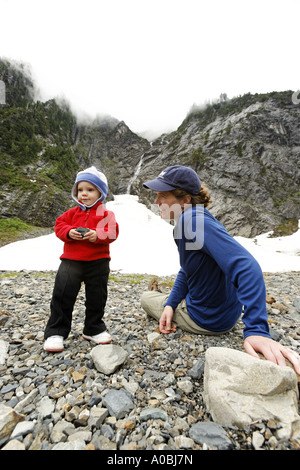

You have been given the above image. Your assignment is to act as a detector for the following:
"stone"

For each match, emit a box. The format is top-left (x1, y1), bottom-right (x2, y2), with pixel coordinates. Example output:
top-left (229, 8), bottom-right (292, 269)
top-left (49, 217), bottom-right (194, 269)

top-left (121, 378), bottom-right (139, 395)
top-left (36, 396), bottom-right (55, 418)
top-left (0, 404), bottom-right (24, 441)
top-left (88, 407), bottom-right (108, 428)
top-left (140, 408), bottom-right (168, 422)
top-left (68, 430), bottom-right (92, 443)
top-left (98, 435), bottom-right (117, 450)
top-left (0, 270), bottom-right (299, 451)
top-left (90, 344), bottom-right (128, 375)
top-left (10, 420), bottom-right (36, 439)
top-left (293, 298), bottom-right (300, 312)
top-left (174, 435), bottom-right (195, 449)
top-left (72, 370), bottom-right (85, 382)
top-left (252, 431), bottom-right (265, 450)
top-left (189, 422), bottom-right (233, 450)
top-left (203, 347), bottom-right (300, 439)
top-left (75, 227), bottom-right (90, 238)
top-left (1, 439), bottom-right (26, 450)
top-left (52, 440), bottom-right (86, 450)
top-left (147, 332), bottom-right (161, 343)
top-left (177, 379), bottom-right (193, 395)
top-left (188, 358), bottom-right (205, 379)
top-left (14, 389), bottom-right (39, 413)
top-left (0, 340), bottom-right (8, 365)
top-left (102, 389), bottom-right (134, 419)
top-left (50, 420), bottom-right (74, 443)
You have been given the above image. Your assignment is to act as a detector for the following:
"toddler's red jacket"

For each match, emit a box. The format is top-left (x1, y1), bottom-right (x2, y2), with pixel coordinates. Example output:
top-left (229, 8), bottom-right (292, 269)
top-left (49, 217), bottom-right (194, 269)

top-left (55, 201), bottom-right (119, 261)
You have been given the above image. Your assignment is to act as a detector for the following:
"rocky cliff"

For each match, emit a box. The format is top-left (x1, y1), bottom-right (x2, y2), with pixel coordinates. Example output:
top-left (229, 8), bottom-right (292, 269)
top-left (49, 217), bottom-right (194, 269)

top-left (133, 93), bottom-right (300, 237)
top-left (0, 59), bottom-right (299, 240)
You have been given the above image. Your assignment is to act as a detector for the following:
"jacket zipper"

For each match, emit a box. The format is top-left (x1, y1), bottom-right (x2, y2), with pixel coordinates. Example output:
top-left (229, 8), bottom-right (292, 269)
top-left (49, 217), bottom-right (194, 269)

top-left (84, 209), bottom-right (90, 227)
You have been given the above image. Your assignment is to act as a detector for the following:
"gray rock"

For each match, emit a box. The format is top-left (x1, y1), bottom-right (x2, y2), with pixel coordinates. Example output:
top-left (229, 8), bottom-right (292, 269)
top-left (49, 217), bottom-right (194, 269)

top-left (189, 422), bottom-right (233, 450)
top-left (36, 396), bottom-right (55, 419)
top-left (50, 420), bottom-right (74, 443)
top-left (188, 358), bottom-right (205, 379)
top-left (11, 420), bottom-right (36, 439)
top-left (293, 298), bottom-right (300, 312)
top-left (252, 431), bottom-right (265, 450)
top-left (0, 271), bottom-right (299, 451)
top-left (14, 389), bottom-right (39, 413)
top-left (177, 379), bottom-right (193, 395)
top-left (102, 389), bottom-right (134, 419)
top-left (140, 408), bottom-right (168, 422)
top-left (0, 383), bottom-right (18, 394)
top-left (88, 407), bottom-right (108, 429)
top-left (91, 344), bottom-right (128, 375)
top-left (0, 404), bottom-right (24, 441)
top-left (52, 440), bottom-right (86, 450)
top-left (68, 430), bottom-right (92, 443)
top-left (1, 439), bottom-right (26, 450)
top-left (203, 347), bottom-right (300, 439)
top-left (0, 340), bottom-right (8, 365)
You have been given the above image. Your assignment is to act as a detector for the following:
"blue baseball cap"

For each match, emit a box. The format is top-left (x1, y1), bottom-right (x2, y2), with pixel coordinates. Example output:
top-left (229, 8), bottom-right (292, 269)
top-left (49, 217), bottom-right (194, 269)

top-left (143, 165), bottom-right (201, 195)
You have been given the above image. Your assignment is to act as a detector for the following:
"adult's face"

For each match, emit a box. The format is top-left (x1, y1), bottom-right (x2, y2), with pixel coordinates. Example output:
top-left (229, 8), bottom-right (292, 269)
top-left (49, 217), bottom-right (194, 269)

top-left (154, 191), bottom-right (189, 222)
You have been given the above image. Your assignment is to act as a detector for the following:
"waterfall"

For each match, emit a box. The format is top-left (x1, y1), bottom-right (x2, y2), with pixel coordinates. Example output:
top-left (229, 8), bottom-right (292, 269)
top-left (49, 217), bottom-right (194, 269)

top-left (126, 153), bottom-right (144, 194)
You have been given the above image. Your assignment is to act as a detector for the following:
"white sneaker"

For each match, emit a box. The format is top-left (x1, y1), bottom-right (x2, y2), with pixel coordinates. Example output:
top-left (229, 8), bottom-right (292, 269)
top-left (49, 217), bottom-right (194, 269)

top-left (83, 331), bottom-right (112, 344)
top-left (44, 335), bottom-right (64, 352)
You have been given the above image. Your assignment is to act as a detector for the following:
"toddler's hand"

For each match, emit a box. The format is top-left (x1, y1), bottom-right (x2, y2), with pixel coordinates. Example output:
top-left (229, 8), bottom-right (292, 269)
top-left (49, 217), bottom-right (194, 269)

top-left (69, 228), bottom-right (84, 240)
top-left (82, 229), bottom-right (98, 243)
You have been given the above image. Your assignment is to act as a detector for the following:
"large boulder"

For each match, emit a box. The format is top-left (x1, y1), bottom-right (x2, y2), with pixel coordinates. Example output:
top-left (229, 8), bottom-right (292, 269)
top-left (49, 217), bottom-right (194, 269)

top-left (203, 347), bottom-right (300, 440)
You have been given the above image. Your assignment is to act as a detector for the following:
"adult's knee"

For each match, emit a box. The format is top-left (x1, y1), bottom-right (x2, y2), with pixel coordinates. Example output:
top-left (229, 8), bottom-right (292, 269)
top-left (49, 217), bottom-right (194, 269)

top-left (140, 291), bottom-right (151, 311)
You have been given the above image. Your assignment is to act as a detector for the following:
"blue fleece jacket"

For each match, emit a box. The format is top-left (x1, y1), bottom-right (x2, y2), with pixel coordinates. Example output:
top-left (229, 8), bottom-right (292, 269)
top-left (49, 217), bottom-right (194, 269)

top-left (164, 206), bottom-right (270, 339)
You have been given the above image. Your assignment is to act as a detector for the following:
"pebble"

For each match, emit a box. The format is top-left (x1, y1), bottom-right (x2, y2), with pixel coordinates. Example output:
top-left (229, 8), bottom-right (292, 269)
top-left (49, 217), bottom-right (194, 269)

top-left (0, 270), bottom-right (299, 450)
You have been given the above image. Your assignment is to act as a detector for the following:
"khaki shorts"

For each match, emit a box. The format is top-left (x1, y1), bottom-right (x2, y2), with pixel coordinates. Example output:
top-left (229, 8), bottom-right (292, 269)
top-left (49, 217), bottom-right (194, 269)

top-left (141, 291), bottom-right (233, 335)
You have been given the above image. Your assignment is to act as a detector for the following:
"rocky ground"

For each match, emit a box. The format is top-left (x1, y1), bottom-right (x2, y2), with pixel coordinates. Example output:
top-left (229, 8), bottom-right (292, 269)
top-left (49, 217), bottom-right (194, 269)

top-left (0, 270), bottom-right (299, 451)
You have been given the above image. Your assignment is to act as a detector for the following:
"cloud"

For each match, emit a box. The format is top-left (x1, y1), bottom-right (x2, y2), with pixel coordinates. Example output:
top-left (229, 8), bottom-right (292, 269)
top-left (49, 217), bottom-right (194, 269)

top-left (1, 0), bottom-right (300, 137)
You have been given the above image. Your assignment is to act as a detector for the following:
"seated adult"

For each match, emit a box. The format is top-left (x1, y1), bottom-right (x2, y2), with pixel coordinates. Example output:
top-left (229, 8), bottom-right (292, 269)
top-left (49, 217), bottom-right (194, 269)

top-left (141, 165), bottom-right (300, 373)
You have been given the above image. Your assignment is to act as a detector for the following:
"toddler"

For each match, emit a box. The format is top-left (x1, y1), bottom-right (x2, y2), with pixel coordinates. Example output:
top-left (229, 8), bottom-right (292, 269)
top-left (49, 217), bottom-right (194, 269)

top-left (44, 166), bottom-right (119, 352)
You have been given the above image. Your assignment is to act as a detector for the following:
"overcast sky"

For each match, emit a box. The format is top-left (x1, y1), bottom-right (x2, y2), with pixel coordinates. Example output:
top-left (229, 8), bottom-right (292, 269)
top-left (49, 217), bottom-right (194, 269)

top-left (1, 0), bottom-right (299, 138)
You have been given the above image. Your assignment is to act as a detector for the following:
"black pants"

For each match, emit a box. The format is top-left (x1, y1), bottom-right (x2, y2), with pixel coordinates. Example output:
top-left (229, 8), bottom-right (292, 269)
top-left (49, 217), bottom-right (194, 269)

top-left (44, 258), bottom-right (110, 339)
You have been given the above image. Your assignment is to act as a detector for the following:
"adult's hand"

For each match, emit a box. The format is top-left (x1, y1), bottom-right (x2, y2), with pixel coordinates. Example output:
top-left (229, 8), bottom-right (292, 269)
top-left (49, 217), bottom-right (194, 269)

top-left (159, 306), bottom-right (176, 334)
top-left (244, 335), bottom-right (300, 374)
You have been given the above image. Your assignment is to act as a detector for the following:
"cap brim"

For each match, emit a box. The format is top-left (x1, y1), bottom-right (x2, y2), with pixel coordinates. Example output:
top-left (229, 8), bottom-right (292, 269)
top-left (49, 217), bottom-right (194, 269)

top-left (143, 179), bottom-right (176, 192)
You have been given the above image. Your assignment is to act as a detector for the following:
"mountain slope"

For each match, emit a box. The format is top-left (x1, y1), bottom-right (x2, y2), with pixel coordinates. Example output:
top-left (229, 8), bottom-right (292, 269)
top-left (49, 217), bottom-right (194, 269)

top-left (0, 59), bottom-right (149, 231)
top-left (134, 92), bottom-right (300, 237)
top-left (0, 58), bottom-right (299, 242)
